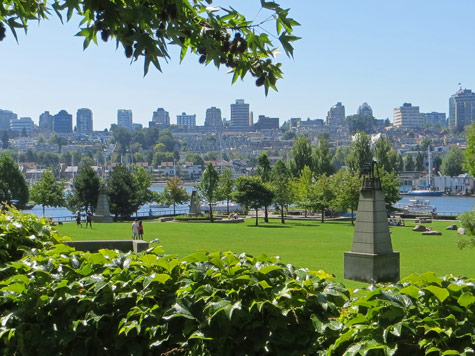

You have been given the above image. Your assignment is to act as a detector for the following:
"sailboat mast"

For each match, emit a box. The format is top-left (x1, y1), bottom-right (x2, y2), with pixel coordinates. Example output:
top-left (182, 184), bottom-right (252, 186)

top-left (427, 146), bottom-right (431, 189)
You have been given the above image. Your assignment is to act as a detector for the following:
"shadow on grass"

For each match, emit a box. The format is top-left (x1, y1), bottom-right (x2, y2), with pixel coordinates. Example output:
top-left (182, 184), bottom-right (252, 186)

top-left (284, 222), bottom-right (321, 227)
top-left (246, 224), bottom-right (291, 229)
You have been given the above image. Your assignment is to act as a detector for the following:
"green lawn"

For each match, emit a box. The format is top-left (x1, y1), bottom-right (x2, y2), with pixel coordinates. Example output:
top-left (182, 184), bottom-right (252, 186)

top-left (56, 218), bottom-right (474, 288)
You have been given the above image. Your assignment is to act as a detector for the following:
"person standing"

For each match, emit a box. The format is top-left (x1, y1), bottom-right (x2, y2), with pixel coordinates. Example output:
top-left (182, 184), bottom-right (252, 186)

top-left (138, 220), bottom-right (144, 240)
top-left (86, 211), bottom-right (93, 229)
top-left (132, 220), bottom-right (139, 239)
top-left (76, 212), bottom-right (82, 228)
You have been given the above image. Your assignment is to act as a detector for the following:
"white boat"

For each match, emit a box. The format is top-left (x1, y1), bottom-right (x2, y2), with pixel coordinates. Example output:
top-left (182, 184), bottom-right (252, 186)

top-left (404, 199), bottom-right (436, 215)
top-left (407, 147), bottom-right (444, 196)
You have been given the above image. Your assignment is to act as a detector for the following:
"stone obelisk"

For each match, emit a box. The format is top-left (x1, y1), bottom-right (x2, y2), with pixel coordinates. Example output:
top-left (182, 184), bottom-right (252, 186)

top-left (93, 186), bottom-right (113, 223)
top-left (344, 162), bottom-right (400, 283)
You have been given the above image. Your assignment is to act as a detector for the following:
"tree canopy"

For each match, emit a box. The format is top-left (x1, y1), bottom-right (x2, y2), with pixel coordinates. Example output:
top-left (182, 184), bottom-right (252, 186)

top-left (441, 147), bottom-right (465, 177)
top-left (1, 0), bottom-right (299, 93)
top-left (30, 170), bottom-right (65, 216)
top-left (0, 154), bottom-right (29, 208)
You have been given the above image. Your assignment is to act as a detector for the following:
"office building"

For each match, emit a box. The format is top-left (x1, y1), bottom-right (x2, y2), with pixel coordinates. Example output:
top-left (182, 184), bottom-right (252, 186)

top-left (393, 103), bottom-right (424, 129)
top-left (76, 108), bottom-right (93, 134)
top-left (53, 110), bottom-right (73, 133)
top-left (230, 99), bottom-right (250, 127)
top-left (326, 102), bottom-right (345, 126)
top-left (39, 111), bottom-right (54, 132)
top-left (10, 117), bottom-right (34, 135)
top-left (424, 112), bottom-right (447, 127)
top-left (204, 107), bottom-right (223, 129)
top-left (254, 115), bottom-right (279, 130)
top-left (117, 109), bottom-right (133, 130)
top-left (357, 102), bottom-right (373, 117)
top-left (177, 112), bottom-right (196, 128)
top-left (151, 108), bottom-right (170, 127)
top-left (0, 110), bottom-right (17, 130)
top-left (449, 89), bottom-right (475, 131)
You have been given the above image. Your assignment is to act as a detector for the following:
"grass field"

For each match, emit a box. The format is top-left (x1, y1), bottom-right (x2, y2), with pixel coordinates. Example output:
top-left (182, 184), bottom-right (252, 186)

top-left (56, 218), bottom-right (475, 288)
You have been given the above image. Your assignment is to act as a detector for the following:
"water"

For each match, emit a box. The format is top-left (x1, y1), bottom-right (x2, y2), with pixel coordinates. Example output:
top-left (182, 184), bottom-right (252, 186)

top-left (395, 196), bottom-right (475, 216)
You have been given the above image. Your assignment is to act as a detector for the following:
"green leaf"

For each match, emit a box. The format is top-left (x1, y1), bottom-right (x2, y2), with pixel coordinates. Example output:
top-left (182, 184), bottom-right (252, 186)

top-left (442, 351), bottom-right (460, 355)
top-left (399, 285), bottom-right (421, 299)
top-left (153, 273), bottom-right (171, 284)
top-left (457, 293), bottom-right (475, 307)
top-left (259, 280), bottom-right (271, 289)
top-left (259, 265), bottom-right (282, 274)
top-left (425, 286), bottom-right (449, 302)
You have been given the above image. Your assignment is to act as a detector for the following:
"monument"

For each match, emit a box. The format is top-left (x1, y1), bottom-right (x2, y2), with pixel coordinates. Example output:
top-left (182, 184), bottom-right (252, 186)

top-left (189, 191), bottom-right (202, 216)
top-left (93, 186), bottom-right (113, 223)
top-left (344, 162), bottom-right (400, 283)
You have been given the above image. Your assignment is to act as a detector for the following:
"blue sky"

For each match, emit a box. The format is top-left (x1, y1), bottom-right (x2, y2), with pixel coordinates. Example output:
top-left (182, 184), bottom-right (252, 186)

top-left (2, 1), bottom-right (475, 130)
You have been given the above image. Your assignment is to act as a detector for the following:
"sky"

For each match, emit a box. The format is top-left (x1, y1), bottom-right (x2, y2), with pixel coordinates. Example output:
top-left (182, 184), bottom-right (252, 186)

top-left (2, 1), bottom-right (475, 130)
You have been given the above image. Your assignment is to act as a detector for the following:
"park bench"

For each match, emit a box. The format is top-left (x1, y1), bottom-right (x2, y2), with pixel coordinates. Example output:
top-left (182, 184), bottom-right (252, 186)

top-left (415, 217), bottom-right (432, 224)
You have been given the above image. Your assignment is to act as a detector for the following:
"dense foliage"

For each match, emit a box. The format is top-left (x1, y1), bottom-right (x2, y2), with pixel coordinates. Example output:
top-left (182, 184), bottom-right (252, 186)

top-left (0, 154), bottom-right (29, 209)
top-left (0, 209), bottom-right (474, 355)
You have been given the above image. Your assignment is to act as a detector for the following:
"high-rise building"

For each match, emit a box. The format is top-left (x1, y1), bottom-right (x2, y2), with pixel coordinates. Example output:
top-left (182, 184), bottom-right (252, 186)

top-left (230, 99), bottom-right (250, 128)
top-left (53, 110), bottom-right (73, 133)
top-left (393, 103), bottom-right (424, 128)
top-left (0, 110), bottom-right (17, 130)
top-left (326, 102), bottom-right (345, 125)
top-left (177, 112), bottom-right (196, 128)
top-left (76, 108), bottom-right (93, 134)
top-left (39, 111), bottom-right (54, 132)
top-left (449, 89), bottom-right (475, 131)
top-left (10, 117), bottom-right (34, 135)
top-left (254, 115), bottom-right (279, 130)
top-left (117, 109), bottom-right (133, 130)
top-left (357, 102), bottom-right (373, 117)
top-left (423, 112), bottom-right (447, 127)
top-left (151, 108), bottom-right (170, 127)
top-left (204, 107), bottom-right (223, 129)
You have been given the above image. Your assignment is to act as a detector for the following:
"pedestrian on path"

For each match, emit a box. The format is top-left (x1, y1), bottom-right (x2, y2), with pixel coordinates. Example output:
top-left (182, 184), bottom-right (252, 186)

top-left (85, 211), bottom-right (93, 229)
top-left (76, 212), bottom-right (82, 228)
top-left (132, 220), bottom-right (139, 239)
top-left (138, 220), bottom-right (144, 240)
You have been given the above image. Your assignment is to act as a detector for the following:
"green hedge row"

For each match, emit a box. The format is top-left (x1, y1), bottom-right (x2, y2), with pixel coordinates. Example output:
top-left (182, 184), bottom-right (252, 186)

top-left (0, 208), bottom-right (474, 355)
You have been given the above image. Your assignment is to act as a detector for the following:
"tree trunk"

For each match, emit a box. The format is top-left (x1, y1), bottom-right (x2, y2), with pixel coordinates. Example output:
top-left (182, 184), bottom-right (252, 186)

top-left (209, 203), bottom-right (213, 222)
top-left (321, 209), bottom-right (325, 223)
top-left (264, 205), bottom-right (269, 223)
top-left (173, 203), bottom-right (176, 215)
top-left (255, 208), bottom-right (259, 226)
top-left (351, 208), bottom-right (354, 225)
top-left (42, 205), bottom-right (45, 217)
top-left (280, 204), bottom-right (285, 224)
top-left (226, 199), bottom-right (230, 215)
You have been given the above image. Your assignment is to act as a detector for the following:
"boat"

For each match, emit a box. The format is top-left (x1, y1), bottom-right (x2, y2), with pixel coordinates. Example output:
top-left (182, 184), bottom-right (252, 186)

top-left (404, 199), bottom-right (436, 215)
top-left (150, 203), bottom-right (169, 208)
top-left (407, 147), bottom-right (444, 196)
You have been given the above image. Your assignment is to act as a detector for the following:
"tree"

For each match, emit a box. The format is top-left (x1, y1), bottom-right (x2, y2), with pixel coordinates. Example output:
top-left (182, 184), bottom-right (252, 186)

top-left (257, 152), bottom-right (272, 222)
top-left (0, 154), bottom-right (29, 208)
top-left (415, 152), bottom-right (424, 172)
top-left (1, 1), bottom-right (298, 93)
top-left (197, 163), bottom-right (219, 222)
top-left (48, 135), bottom-right (68, 154)
top-left (289, 136), bottom-right (313, 177)
top-left (433, 155), bottom-right (442, 174)
top-left (373, 138), bottom-right (392, 172)
top-left (216, 168), bottom-right (235, 215)
top-left (162, 177), bottom-right (190, 215)
top-left (313, 136), bottom-right (334, 176)
top-left (456, 212), bottom-right (475, 249)
top-left (379, 169), bottom-right (401, 212)
top-left (332, 168), bottom-right (361, 225)
top-left (396, 153), bottom-right (405, 172)
top-left (312, 174), bottom-right (335, 223)
top-left (464, 124), bottom-right (475, 177)
top-left (30, 171), bottom-right (65, 216)
top-left (2, 131), bottom-right (9, 149)
top-left (111, 126), bottom-right (132, 156)
top-left (107, 165), bottom-right (138, 219)
top-left (346, 132), bottom-right (372, 175)
top-left (233, 176), bottom-right (274, 226)
top-left (331, 146), bottom-right (351, 171)
top-left (346, 114), bottom-right (376, 134)
top-left (133, 167), bottom-right (154, 210)
top-left (67, 166), bottom-right (101, 213)
top-left (292, 165), bottom-right (314, 217)
top-left (441, 147), bottom-right (465, 177)
top-left (404, 155), bottom-right (415, 171)
top-left (270, 160), bottom-right (293, 224)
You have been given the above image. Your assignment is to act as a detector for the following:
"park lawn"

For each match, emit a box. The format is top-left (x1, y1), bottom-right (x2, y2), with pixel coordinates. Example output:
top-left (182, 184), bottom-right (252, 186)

top-left (56, 218), bottom-right (475, 288)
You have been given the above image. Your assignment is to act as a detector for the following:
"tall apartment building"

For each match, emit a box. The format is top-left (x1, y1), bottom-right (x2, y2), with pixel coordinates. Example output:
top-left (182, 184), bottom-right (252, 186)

top-left (39, 111), bottom-right (54, 132)
top-left (76, 108), bottom-right (93, 134)
top-left (449, 89), bottom-right (475, 131)
top-left (326, 102), bottom-right (345, 125)
top-left (204, 107), bottom-right (223, 129)
top-left (357, 102), bottom-right (373, 117)
top-left (117, 109), bottom-right (133, 130)
top-left (177, 112), bottom-right (196, 128)
top-left (53, 110), bottom-right (73, 133)
top-left (230, 99), bottom-right (250, 128)
top-left (424, 112), bottom-right (447, 126)
top-left (0, 110), bottom-right (17, 130)
top-left (151, 108), bottom-right (170, 127)
top-left (393, 103), bottom-right (424, 129)
top-left (11, 117), bottom-right (34, 135)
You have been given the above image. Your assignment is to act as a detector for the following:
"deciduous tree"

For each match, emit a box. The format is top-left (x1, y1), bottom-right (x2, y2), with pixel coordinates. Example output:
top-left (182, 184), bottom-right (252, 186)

top-left (30, 171), bottom-right (65, 216)
top-left (270, 160), bottom-right (293, 224)
top-left (216, 168), bottom-right (235, 215)
top-left (66, 165), bottom-right (101, 213)
top-left (233, 176), bottom-right (273, 226)
top-left (313, 136), bottom-right (334, 176)
top-left (441, 147), bottom-right (465, 177)
top-left (332, 168), bottom-right (361, 225)
top-left (346, 132), bottom-right (372, 175)
top-left (107, 165), bottom-right (138, 219)
top-left (257, 152), bottom-right (272, 222)
top-left (162, 177), bottom-right (190, 215)
top-left (289, 136), bottom-right (313, 177)
top-left (197, 163), bottom-right (219, 222)
top-left (0, 154), bottom-right (29, 208)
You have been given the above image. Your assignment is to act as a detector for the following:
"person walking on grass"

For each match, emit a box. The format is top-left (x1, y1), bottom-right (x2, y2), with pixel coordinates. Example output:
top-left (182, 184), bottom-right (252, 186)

top-left (76, 212), bottom-right (82, 228)
top-left (85, 211), bottom-right (93, 229)
top-left (132, 220), bottom-right (139, 240)
top-left (138, 220), bottom-right (144, 240)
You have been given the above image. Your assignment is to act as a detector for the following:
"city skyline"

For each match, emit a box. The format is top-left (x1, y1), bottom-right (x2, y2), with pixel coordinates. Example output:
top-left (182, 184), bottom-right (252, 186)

top-left (2, 1), bottom-right (475, 129)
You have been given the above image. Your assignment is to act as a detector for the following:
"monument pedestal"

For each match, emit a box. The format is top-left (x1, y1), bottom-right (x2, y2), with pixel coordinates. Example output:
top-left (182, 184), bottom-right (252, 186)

top-left (344, 163), bottom-right (400, 283)
top-left (94, 188), bottom-right (113, 223)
